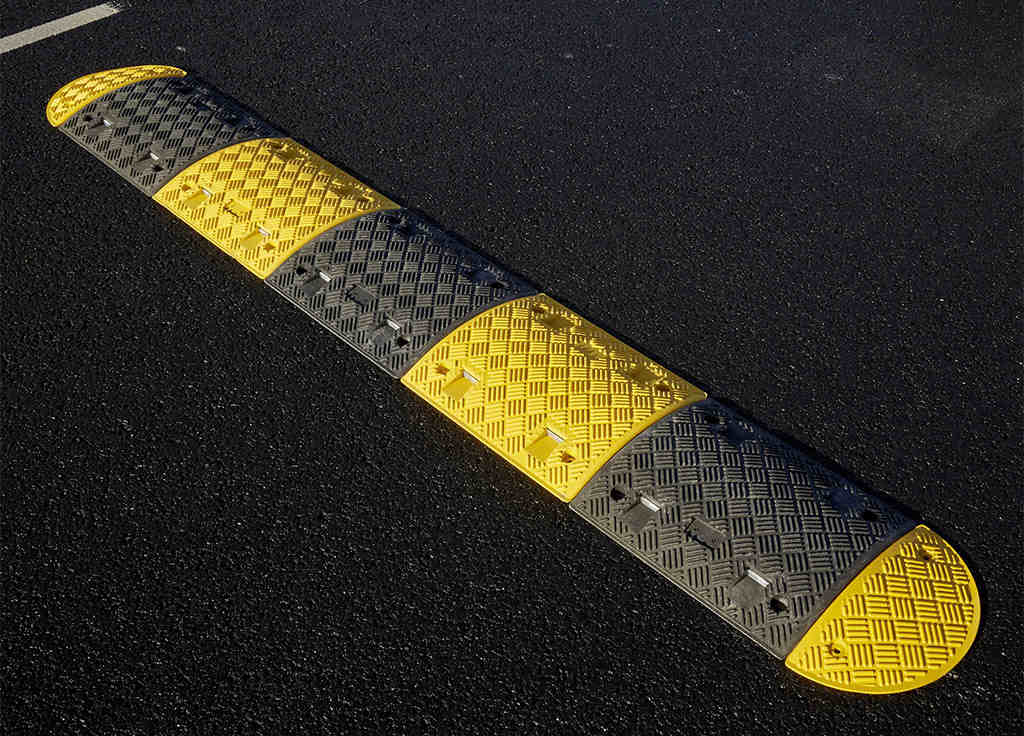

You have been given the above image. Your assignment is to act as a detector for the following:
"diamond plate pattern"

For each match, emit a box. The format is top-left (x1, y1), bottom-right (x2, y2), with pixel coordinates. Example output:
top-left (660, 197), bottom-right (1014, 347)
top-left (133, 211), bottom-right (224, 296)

top-left (59, 75), bottom-right (283, 195)
top-left (46, 65), bottom-right (186, 126)
top-left (266, 210), bottom-right (537, 377)
top-left (785, 525), bottom-right (980, 693)
top-left (401, 294), bottom-right (707, 501)
top-left (153, 138), bottom-right (400, 278)
top-left (569, 398), bottom-right (915, 656)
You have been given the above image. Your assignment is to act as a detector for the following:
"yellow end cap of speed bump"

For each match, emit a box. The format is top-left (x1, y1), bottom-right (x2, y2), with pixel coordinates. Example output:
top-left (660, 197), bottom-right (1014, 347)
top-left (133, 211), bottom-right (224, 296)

top-left (785, 524), bottom-right (980, 694)
top-left (401, 294), bottom-right (707, 502)
top-left (153, 138), bottom-right (400, 278)
top-left (45, 65), bottom-right (187, 126)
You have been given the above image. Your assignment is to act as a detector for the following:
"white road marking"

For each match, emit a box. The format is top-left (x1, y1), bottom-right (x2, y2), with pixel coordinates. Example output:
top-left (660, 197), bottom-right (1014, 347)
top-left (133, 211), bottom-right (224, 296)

top-left (0, 3), bottom-right (123, 55)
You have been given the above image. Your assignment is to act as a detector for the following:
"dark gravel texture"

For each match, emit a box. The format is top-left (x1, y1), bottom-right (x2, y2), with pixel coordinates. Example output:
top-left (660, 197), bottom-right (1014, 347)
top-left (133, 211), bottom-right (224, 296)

top-left (2, 1), bottom-right (1021, 734)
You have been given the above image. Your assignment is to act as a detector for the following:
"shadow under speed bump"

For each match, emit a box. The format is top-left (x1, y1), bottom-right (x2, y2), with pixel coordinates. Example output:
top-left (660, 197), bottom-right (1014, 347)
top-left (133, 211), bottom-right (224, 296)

top-left (401, 294), bottom-right (707, 502)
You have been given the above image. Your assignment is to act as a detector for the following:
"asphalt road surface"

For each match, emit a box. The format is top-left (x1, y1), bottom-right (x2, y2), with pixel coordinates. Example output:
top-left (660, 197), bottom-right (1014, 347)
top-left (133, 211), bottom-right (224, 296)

top-left (2, 2), bottom-right (1021, 734)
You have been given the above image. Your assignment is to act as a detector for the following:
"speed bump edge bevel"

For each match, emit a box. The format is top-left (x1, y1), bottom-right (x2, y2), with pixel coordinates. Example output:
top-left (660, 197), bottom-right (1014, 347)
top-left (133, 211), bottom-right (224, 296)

top-left (784, 524), bottom-right (980, 693)
top-left (153, 138), bottom-right (400, 278)
top-left (58, 75), bottom-right (284, 196)
top-left (46, 65), bottom-right (187, 126)
top-left (266, 210), bottom-right (537, 377)
top-left (401, 294), bottom-right (707, 502)
top-left (569, 398), bottom-right (915, 657)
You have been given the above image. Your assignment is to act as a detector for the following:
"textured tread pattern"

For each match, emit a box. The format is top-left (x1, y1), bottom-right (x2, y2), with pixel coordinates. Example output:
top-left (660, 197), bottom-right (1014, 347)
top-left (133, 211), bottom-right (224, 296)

top-left (46, 66), bottom-right (186, 126)
top-left (401, 294), bottom-right (706, 501)
top-left (48, 66), bottom-right (979, 695)
top-left (569, 399), bottom-right (914, 656)
top-left (153, 138), bottom-right (399, 278)
top-left (59, 76), bottom-right (283, 195)
top-left (785, 525), bottom-right (980, 693)
top-left (266, 210), bottom-right (536, 377)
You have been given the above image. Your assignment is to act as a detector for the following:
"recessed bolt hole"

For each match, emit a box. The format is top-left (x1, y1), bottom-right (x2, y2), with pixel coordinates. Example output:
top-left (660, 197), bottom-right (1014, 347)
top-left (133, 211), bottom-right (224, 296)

top-left (655, 382), bottom-right (670, 393)
top-left (531, 305), bottom-right (547, 315)
top-left (919, 549), bottom-right (933, 562)
top-left (434, 364), bottom-right (449, 375)
top-left (610, 487), bottom-right (627, 502)
top-left (559, 452), bottom-right (575, 463)
top-left (861, 509), bottom-right (879, 522)
top-left (769, 596), bottom-right (789, 614)
top-left (704, 414), bottom-right (722, 425)
top-left (828, 639), bottom-right (849, 657)
top-left (396, 336), bottom-right (410, 347)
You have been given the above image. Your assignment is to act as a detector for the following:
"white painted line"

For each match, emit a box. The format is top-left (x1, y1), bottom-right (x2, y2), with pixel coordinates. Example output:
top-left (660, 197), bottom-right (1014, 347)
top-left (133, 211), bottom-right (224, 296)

top-left (0, 3), bottom-right (123, 55)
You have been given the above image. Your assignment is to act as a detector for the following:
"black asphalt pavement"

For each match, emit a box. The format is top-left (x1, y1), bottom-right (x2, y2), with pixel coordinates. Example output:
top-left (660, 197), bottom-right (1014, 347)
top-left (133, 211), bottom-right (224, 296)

top-left (2, 2), bottom-right (1021, 734)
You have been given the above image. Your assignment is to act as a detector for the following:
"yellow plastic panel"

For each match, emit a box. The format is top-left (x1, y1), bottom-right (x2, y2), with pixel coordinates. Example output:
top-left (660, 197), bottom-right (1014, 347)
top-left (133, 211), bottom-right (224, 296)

top-left (46, 65), bottom-right (186, 126)
top-left (786, 525), bottom-right (980, 693)
top-left (153, 138), bottom-right (399, 278)
top-left (401, 294), bottom-right (707, 502)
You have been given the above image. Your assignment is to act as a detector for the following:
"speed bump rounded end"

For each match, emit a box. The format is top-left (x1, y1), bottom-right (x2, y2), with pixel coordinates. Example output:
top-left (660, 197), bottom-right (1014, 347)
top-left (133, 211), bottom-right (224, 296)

top-left (46, 65), bottom-right (187, 126)
top-left (785, 524), bottom-right (980, 694)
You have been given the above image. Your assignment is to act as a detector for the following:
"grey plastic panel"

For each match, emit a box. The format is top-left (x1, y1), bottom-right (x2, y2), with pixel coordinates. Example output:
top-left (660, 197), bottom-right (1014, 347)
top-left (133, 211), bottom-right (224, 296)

top-left (59, 76), bottom-right (282, 196)
top-left (265, 210), bottom-right (537, 377)
top-left (570, 398), bottom-right (915, 657)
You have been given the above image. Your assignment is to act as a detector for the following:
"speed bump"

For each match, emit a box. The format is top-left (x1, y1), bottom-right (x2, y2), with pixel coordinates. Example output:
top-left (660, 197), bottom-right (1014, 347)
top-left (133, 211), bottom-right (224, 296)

top-left (45, 65), bottom-right (186, 126)
top-left (59, 75), bottom-right (282, 195)
top-left (785, 525), bottom-right (980, 693)
top-left (153, 138), bottom-right (399, 278)
top-left (569, 398), bottom-right (915, 656)
top-left (46, 66), bottom-right (981, 693)
top-left (266, 210), bottom-right (536, 377)
top-left (401, 294), bottom-right (707, 501)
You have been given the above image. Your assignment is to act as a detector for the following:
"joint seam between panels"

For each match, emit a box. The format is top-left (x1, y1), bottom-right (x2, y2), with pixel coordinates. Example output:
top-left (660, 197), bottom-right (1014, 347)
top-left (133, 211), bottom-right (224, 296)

top-left (401, 293), bottom-right (706, 502)
top-left (152, 137), bottom-right (400, 279)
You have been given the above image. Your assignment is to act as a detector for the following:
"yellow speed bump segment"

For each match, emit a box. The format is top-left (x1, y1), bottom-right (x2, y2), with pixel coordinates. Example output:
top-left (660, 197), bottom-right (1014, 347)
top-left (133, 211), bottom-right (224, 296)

top-left (785, 525), bottom-right (980, 693)
top-left (45, 65), bottom-right (186, 126)
top-left (153, 138), bottom-right (399, 278)
top-left (401, 294), bottom-right (706, 502)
